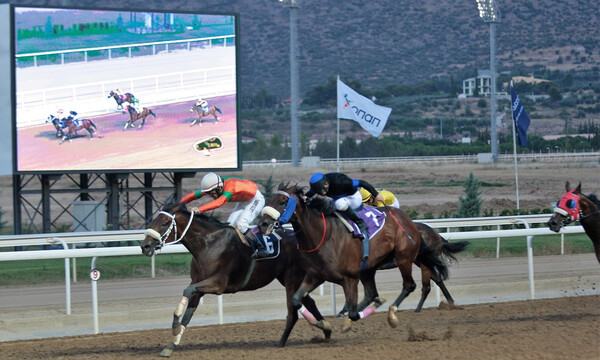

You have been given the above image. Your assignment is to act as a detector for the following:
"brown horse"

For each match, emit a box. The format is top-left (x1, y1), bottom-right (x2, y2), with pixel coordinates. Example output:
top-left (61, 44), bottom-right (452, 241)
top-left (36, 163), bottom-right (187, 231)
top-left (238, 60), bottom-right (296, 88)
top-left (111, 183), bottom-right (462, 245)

top-left (337, 221), bottom-right (469, 316)
top-left (258, 183), bottom-right (448, 331)
top-left (190, 103), bottom-right (222, 126)
top-left (140, 201), bottom-right (331, 357)
top-left (107, 90), bottom-right (135, 110)
top-left (547, 181), bottom-right (600, 263)
top-left (125, 106), bottom-right (156, 129)
top-left (51, 117), bottom-right (98, 144)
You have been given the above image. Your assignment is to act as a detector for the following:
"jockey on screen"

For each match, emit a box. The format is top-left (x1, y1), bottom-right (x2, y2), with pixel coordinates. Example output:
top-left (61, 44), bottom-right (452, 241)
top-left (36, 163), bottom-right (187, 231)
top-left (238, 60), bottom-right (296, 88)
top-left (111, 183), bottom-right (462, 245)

top-left (128, 95), bottom-right (142, 114)
top-left (56, 109), bottom-right (81, 128)
top-left (196, 97), bottom-right (209, 113)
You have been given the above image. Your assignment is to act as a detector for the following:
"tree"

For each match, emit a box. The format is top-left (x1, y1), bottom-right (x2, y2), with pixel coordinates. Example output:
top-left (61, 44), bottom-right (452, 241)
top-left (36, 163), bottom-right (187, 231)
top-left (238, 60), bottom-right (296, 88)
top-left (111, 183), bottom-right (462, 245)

top-left (456, 173), bottom-right (482, 218)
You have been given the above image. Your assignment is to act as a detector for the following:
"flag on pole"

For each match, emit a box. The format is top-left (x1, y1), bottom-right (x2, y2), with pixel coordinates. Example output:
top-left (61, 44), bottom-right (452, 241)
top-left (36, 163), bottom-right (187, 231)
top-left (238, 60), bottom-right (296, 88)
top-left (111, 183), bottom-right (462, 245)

top-left (337, 78), bottom-right (391, 137)
top-left (510, 84), bottom-right (531, 147)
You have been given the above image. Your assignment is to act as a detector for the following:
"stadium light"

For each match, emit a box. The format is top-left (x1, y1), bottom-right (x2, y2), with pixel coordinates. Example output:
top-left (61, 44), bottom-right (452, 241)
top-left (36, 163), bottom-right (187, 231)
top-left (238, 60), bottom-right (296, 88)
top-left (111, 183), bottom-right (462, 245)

top-left (476, 0), bottom-right (500, 163)
top-left (279, 0), bottom-right (300, 167)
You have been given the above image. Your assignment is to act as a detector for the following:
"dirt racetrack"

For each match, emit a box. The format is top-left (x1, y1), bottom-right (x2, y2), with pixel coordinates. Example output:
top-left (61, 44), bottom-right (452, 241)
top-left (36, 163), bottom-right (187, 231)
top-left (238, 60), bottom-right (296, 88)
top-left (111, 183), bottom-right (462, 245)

top-left (1, 295), bottom-right (598, 360)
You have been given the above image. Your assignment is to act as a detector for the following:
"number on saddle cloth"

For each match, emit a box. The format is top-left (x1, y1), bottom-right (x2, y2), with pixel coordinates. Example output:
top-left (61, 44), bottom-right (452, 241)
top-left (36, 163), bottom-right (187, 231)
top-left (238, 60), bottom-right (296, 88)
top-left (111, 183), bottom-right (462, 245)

top-left (344, 207), bottom-right (386, 239)
top-left (257, 230), bottom-right (282, 258)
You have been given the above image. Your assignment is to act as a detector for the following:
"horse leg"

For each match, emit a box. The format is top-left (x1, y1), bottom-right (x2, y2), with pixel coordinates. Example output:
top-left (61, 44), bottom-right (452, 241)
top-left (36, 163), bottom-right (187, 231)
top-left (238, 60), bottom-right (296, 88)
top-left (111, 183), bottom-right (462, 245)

top-left (415, 265), bottom-right (430, 313)
top-left (300, 294), bottom-right (331, 341)
top-left (387, 260), bottom-right (416, 328)
top-left (160, 292), bottom-right (203, 357)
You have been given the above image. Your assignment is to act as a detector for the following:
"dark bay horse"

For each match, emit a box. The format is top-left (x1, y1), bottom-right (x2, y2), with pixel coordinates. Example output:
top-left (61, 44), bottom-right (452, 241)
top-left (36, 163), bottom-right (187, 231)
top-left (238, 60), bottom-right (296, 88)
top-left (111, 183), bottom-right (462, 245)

top-left (125, 106), bottom-right (156, 129)
top-left (258, 183), bottom-right (448, 331)
top-left (337, 221), bottom-right (469, 316)
top-left (140, 201), bottom-right (331, 357)
top-left (547, 182), bottom-right (600, 263)
top-left (190, 103), bottom-right (222, 126)
top-left (108, 90), bottom-right (135, 110)
top-left (47, 115), bottom-right (98, 143)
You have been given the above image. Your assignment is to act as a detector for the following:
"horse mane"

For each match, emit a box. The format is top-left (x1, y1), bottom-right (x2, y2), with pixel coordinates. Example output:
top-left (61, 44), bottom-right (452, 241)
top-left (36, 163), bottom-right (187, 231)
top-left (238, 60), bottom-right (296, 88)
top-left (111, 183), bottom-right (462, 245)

top-left (161, 200), bottom-right (230, 229)
top-left (307, 194), bottom-right (335, 215)
top-left (585, 193), bottom-right (600, 208)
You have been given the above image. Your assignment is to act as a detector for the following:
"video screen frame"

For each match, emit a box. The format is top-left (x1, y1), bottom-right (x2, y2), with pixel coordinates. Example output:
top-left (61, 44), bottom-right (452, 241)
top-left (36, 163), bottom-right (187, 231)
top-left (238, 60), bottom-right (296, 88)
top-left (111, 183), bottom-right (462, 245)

top-left (11, 5), bottom-right (242, 175)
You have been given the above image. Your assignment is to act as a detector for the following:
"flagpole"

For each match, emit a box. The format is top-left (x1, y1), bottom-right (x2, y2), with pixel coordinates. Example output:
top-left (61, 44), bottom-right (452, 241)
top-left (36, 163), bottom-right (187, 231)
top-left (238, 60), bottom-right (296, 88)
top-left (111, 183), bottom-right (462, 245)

top-left (510, 80), bottom-right (520, 209)
top-left (336, 76), bottom-right (340, 172)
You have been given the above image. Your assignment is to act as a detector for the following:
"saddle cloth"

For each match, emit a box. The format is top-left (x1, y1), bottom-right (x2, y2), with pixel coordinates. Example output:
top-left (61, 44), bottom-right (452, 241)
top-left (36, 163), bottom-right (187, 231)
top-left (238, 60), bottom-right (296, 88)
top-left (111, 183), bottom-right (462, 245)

top-left (337, 206), bottom-right (386, 239)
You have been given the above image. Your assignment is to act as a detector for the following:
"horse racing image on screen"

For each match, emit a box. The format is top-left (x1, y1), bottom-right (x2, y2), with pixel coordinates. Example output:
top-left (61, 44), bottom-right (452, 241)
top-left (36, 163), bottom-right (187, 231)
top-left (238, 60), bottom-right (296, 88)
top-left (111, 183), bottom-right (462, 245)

top-left (13, 5), bottom-right (240, 174)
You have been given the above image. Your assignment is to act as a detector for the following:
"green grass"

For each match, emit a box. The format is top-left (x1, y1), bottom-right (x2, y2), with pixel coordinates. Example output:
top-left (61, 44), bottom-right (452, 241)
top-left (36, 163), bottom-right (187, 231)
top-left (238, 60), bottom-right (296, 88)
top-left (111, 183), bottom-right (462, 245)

top-left (0, 234), bottom-right (595, 286)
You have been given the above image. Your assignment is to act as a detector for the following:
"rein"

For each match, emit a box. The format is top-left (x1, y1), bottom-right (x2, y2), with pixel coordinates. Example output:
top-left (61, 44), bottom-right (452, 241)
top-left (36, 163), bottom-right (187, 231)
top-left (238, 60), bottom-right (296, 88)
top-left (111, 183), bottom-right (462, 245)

top-left (145, 209), bottom-right (195, 248)
top-left (384, 206), bottom-right (416, 245)
top-left (297, 212), bottom-right (327, 253)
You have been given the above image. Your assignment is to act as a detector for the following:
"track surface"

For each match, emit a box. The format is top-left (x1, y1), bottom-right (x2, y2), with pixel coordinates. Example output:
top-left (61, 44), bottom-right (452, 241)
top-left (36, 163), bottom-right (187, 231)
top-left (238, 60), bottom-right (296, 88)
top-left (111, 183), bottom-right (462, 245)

top-left (0, 254), bottom-right (598, 359)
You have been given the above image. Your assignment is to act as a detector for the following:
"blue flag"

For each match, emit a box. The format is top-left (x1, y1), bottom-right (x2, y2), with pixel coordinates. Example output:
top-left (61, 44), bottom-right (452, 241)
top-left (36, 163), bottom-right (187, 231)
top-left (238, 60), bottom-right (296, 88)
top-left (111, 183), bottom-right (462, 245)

top-left (510, 84), bottom-right (531, 147)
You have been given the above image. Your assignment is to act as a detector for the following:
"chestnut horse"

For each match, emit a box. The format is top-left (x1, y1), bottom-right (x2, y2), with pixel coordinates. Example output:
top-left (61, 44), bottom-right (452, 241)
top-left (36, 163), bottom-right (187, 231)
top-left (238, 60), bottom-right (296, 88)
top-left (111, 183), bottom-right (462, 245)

top-left (258, 183), bottom-right (448, 331)
top-left (141, 201), bottom-right (331, 357)
top-left (547, 182), bottom-right (600, 263)
top-left (337, 222), bottom-right (469, 316)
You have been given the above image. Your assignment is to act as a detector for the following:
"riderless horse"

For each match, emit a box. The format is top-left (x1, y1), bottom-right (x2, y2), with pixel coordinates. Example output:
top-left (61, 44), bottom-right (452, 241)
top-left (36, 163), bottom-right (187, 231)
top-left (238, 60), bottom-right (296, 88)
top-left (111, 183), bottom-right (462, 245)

top-left (258, 183), bottom-right (448, 331)
top-left (141, 201), bottom-right (331, 357)
top-left (548, 181), bottom-right (600, 263)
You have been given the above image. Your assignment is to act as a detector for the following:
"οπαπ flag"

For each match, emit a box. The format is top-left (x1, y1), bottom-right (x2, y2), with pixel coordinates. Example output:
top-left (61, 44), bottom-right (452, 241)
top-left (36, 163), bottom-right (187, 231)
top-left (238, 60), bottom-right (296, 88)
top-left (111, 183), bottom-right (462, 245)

top-left (510, 84), bottom-right (531, 147)
top-left (337, 78), bottom-right (391, 137)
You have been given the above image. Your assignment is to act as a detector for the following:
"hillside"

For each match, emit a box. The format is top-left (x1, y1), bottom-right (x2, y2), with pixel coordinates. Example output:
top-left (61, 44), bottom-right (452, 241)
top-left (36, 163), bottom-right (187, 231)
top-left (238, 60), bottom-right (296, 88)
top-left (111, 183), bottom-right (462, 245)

top-left (7, 0), bottom-right (598, 97)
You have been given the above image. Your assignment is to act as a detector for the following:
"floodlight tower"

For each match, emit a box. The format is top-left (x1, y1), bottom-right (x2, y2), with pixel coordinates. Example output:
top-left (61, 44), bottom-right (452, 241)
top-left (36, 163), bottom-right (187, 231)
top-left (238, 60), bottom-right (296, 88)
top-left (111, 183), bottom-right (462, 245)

top-left (279, 0), bottom-right (300, 167)
top-left (477, 0), bottom-right (500, 163)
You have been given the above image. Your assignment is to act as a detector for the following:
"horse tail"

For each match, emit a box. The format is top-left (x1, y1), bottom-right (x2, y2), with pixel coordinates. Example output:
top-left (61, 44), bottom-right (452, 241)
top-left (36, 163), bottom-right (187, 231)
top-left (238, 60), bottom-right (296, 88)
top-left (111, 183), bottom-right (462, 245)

top-left (417, 240), bottom-right (449, 281)
top-left (439, 238), bottom-right (470, 263)
top-left (89, 120), bottom-right (97, 130)
top-left (215, 107), bottom-right (222, 115)
top-left (149, 109), bottom-right (157, 118)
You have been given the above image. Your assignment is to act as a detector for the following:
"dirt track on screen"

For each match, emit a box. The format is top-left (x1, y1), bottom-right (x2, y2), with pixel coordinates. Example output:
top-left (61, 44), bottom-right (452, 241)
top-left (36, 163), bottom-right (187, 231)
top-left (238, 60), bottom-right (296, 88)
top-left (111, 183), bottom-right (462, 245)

top-left (1, 295), bottom-right (597, 360)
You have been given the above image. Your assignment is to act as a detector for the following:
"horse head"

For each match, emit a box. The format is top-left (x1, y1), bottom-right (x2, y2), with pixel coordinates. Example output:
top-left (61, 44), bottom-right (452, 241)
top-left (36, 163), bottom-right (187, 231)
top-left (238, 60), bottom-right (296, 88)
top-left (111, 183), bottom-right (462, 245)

top-left (548, 181), bottom-right (582, 231)
top-left (141, 201), bottom-right (192, 256)
top-left (259, 182), bottom-right (304, 236)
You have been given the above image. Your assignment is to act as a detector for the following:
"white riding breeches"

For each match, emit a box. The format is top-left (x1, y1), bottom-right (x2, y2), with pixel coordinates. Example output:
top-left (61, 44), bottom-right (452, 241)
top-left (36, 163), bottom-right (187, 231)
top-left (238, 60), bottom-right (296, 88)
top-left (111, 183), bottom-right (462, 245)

top-left (333, 191), bottom-right (363, 212)
top-left (227, 190), bottom-right (265, 233)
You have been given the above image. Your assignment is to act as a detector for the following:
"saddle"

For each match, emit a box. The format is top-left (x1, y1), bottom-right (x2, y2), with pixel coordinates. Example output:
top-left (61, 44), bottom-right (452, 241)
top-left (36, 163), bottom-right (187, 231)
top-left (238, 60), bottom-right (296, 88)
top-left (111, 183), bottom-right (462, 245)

top-left (233, 227), bottom-right (282, 259)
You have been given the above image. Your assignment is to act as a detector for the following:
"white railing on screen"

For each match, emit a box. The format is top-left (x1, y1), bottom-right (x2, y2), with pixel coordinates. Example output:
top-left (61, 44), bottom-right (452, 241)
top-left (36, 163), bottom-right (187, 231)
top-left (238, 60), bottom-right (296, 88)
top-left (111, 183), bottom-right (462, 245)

top-left (16, 66), bottom-right (236, 128)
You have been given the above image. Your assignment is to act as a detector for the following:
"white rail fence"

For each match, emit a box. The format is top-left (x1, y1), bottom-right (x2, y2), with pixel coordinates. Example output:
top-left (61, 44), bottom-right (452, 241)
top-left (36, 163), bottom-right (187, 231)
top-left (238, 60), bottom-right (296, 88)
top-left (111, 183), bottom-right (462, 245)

top-left (16, 65), bottom-right (236, 128)
top-left (0, 215), bottom-right (588, 335)
top-left (16, 36), bottom-right (234, 67)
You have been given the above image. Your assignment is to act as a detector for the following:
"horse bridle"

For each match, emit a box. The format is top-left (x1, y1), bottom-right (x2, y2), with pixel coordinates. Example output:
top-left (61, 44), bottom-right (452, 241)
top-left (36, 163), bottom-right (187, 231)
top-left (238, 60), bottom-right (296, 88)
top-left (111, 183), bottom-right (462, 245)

top-left (261, 190), bottom-right (310, 234)
top-left (553, 192), bottom-right (599, 226)
top-left (144, 210), bottom-right (195, 249)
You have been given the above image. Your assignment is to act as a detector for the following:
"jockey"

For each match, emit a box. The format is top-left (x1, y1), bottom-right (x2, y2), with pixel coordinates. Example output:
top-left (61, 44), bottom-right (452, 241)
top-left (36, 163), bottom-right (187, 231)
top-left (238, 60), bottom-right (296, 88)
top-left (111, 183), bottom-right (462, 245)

top-left (114, 88), bottom-right (124, 96)
top-left (66, 110), bottom-right (82, 127)
top-left (128, 95), bottom-right (142, 114)
top-left (180, 172), bottom-right (270, 258)
top-left (306, 172), bottom-right (384, 259)
top-left (196, 97), bottom-right (209, 113)
top-left (360, 187), bottom-right (400, 208)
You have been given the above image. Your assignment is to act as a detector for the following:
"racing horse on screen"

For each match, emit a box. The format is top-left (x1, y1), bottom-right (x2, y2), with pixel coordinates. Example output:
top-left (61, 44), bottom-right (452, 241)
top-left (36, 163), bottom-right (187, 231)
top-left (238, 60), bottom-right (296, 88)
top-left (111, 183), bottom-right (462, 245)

top-left (258, 183), bottom-right (449, 331)
top-left (108, 90), bottom-right (135, 110)
top-left (190, 103), bottom-right (222, 126)
top-left (548, 181), bottom-right (600, 263)
top-left (140, 201), bottom-right (331, 357)
top-left (124, 106), bottom-right (156, 130)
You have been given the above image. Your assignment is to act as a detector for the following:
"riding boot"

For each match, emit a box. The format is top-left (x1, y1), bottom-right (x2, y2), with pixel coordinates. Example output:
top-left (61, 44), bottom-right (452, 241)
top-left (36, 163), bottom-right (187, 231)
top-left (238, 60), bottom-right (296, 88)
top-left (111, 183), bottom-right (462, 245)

top-left (244, 230), bottom-right (269, 258)
top-left (344, 208), bottom-right (369, 262)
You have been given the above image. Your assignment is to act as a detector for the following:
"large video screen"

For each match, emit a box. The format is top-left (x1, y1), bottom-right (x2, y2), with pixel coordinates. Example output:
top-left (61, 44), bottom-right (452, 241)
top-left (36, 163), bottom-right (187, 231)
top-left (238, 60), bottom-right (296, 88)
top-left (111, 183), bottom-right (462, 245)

top-left (13, 6), bottom-right (240, 174)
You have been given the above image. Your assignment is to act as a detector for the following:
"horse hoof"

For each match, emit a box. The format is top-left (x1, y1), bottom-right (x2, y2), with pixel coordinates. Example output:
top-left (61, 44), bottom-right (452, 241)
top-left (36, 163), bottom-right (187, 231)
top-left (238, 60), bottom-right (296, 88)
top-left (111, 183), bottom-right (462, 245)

top-left (341, 317), bottom-right (352, 332)
top-left (316, 319), bottom-right (332, 340)
top-left (387, 306), bottom-right (399, 328)
top-left (160, 343), bottom-right (175, 357)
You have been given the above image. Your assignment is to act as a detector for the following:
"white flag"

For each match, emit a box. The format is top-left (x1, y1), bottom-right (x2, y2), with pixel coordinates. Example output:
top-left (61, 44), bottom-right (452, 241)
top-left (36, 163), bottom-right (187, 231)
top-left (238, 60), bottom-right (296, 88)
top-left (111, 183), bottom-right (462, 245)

top-left (337, 78), bottom-right (391, 137)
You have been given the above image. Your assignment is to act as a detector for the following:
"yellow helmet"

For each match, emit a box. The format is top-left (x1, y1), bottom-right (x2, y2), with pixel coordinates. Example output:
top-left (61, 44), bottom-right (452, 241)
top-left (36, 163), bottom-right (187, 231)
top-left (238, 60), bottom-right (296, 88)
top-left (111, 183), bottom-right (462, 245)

top-left (359, 188), bottom-right (372, 202)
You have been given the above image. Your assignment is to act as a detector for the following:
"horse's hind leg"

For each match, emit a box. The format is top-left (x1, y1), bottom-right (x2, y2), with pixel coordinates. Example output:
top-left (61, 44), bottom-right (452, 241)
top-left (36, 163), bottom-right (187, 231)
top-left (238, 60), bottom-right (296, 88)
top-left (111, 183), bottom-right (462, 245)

top-left (161, 291), bottom-right (203, 357)
top-left (415, 266), bottom-right (431, 313)
top-left (387, 260), bottom-right (416, 328)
